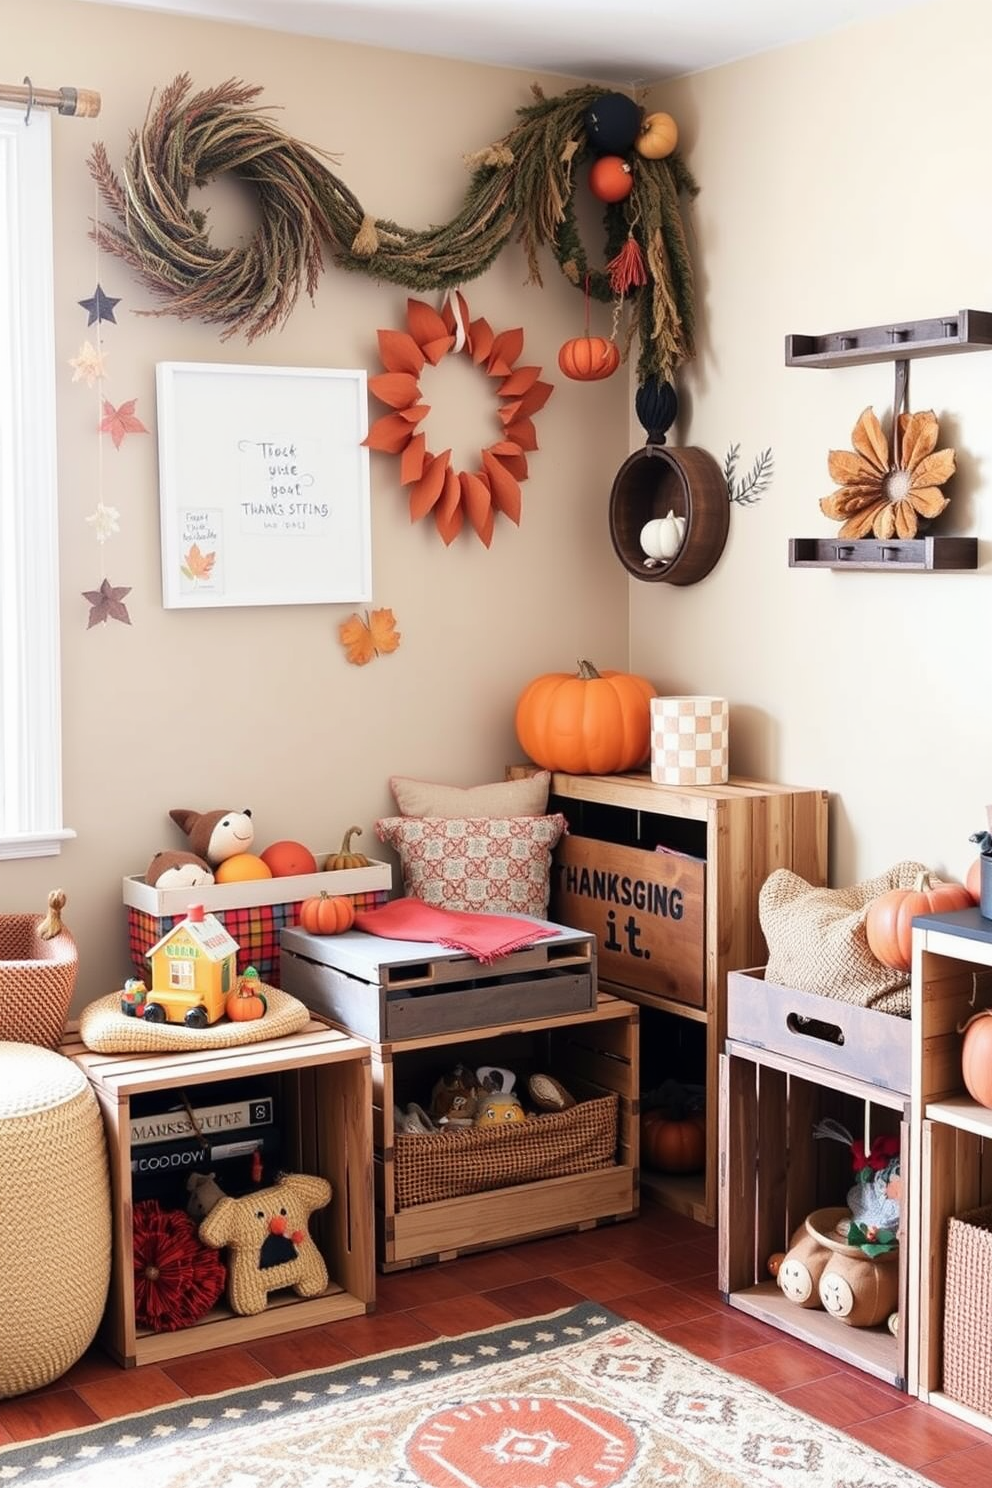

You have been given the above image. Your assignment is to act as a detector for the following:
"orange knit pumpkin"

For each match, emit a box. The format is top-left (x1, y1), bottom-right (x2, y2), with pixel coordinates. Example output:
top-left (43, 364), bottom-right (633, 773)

top-left (558, 336), bottom-right (620, 382)
top-left (865, 871), bottom-right (972, 972)
top-left (962, 1010), bottom-right (992, 1108)
top-left (299, 892), bottom-right (356, 936)
top-left (514, 659), bottom-right (656, 775)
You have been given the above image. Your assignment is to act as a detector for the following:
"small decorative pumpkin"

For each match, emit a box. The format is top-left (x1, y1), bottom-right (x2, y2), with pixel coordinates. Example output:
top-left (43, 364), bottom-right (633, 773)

top-left (961, 1009), bottom-right (992, 1108)
top-left (634, 111), bottom-right (679, 160)
top-left (515, 659), bottom-right (656, 775)
top-left (325, 826), bottom-right (371, 871)
top-left (588, 155), bottom-right (634, 203)
top-left (865, 870), bottom-right (972, 972)
top-left (299, 891), bottom-right (356, 936)
top-left (558, 336), bottom-right (620, 382)
top-left (640, 1109), bottom-right (705, 1174)
top-left (225, 968), bottom-right (267, 1022)
top-left (639, 513), bottom-right (686, 562)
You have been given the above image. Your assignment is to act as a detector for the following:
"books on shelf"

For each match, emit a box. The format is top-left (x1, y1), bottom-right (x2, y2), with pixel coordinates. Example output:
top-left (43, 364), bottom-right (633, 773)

top-left (130, 1091), bottom-right (275, 1147)
top-left (130, 1128), bottom-right (280, 1178)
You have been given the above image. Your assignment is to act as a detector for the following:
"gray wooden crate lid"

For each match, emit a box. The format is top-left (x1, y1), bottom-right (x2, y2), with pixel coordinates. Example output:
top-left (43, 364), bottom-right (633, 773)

top-left (280, 918), bottom-right (592, 978)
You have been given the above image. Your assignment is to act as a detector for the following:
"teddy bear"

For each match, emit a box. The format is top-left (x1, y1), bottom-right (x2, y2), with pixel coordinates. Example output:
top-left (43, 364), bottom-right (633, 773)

top-left (197, 1171), bottom-right (332, 1316)
top-left (144, 848), bottom-right (215, 888)
top-left (169, 806), bottom-right (254, 867)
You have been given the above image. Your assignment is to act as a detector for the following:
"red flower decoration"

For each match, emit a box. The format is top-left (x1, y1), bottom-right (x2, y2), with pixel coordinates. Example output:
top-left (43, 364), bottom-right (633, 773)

top-left (363, 294), bottom-right (553, 547)
top-left (132, 1199), bottom-right (227, 1332)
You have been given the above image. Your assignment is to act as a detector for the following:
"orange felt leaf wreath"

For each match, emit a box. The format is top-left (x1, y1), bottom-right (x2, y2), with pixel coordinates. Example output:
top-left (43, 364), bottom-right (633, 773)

top-left (363, 294), bottom-right (552, 547)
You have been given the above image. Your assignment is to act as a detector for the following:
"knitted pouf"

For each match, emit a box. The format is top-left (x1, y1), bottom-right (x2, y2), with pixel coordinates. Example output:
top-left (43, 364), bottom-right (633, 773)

top-left (0, 1042), bottom-right (111, 1397)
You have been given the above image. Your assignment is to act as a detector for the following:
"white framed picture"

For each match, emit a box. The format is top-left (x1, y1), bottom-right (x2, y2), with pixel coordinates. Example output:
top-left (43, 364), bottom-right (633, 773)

top-left (155, 362), bottom-right (372, 609)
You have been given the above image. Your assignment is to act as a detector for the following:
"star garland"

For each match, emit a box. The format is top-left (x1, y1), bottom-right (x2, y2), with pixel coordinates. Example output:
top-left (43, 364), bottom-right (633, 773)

top-left (87, 75), bottom-right (699, 385)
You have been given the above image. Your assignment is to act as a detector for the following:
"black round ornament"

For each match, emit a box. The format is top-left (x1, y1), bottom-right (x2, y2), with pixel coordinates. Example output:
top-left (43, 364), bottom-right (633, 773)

top-left (583, 92), bottom-right (642, 156)
top-left (635, 377), bottom-right (679, 443)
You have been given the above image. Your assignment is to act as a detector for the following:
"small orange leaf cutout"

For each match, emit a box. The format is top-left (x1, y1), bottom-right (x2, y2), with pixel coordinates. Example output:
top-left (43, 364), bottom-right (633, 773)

top-left (338, 607), bottom-right (401, 666)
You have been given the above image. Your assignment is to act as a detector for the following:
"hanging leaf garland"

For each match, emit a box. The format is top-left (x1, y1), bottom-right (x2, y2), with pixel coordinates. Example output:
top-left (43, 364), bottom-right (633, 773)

top-left (87, 75), bottom-right (699, 385)
top-left (364, 293), bottom-right (552, 546)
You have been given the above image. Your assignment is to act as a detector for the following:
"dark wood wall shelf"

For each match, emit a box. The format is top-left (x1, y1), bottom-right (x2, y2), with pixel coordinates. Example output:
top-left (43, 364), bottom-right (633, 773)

top-left (786, 310), bottom-right (992, 368)
top-left (789, 537), bottom-right (978, 571)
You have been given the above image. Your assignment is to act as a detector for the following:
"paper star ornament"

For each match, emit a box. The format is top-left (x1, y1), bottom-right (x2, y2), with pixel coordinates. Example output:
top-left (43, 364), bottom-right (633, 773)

top-left (85, 502), bottom-right (121, 543)
top-left (82, 578), bottom-right (132, 628)
top-left (70, 341), bottom-right (108, 386)
top-left (78, 284), bottom-right (120, 326)
top-left (99, 398), bottom-right (149, 449)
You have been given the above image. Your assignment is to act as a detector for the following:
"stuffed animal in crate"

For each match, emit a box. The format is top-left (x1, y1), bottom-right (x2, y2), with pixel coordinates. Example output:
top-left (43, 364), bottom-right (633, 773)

top-left (144, 849), bottom-right (215, 889)
top-left (197, 1171), bottom-right (331, 1316)
top-left (169, 806), bottom-right (255, 868)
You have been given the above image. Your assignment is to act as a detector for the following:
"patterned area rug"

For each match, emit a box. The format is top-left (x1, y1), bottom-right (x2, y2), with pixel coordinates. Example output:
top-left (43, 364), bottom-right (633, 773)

top-left (0, 1304), bottom-right (929, 1487)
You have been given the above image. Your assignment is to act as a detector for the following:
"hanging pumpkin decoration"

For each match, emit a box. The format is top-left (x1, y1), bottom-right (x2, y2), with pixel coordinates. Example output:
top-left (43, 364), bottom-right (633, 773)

top-left (299, 892), bottom-right (356, 936)
top-left (326, 826), bottom-right (372, 871)
top-left (559, 337), bottom-right (620, 382)
top-left (635, 112), bottom-right (679, 160)
top-left (961, 1010), bottom-right (992, 1108)
top-left (865, 870), bottom-right (972, 972)
top-left (515, 659), bottom-right (657, 775)
top-left (588, 155), bottom-right (634, 203)
top-left (641, 1109), bottom-right (706, 1173)
top-left (363, 293), bottom-right (552, 547)
top-left (583, 92), bottom-right (642, 156)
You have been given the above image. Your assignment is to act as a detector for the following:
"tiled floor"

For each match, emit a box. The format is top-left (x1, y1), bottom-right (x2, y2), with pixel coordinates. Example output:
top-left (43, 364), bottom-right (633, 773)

top-left (3, 1199), bottom-right (991, 1485)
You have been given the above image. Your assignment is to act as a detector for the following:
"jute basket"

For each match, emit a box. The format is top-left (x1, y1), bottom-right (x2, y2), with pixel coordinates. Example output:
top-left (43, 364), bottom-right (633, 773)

top-left (0, 890), bottom-right (78, 1050)
top-left (394, 1093), bottom-right (619, 1210)
top-left (0, 1042), bottom-right (110, 1397)
top-left (943, 1204), bottom-right (992, 1414)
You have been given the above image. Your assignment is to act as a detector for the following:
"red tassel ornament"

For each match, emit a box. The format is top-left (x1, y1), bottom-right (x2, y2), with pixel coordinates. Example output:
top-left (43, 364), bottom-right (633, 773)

top-left (606, 236), bottom-right (648, 296)
top-left (132, 1199), bottom-right (227, 1332)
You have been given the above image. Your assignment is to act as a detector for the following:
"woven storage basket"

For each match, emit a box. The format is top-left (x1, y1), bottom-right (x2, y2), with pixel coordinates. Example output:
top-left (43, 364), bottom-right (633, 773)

top-left (0, 1041), bottom-right (111, 1397)
top-left (393, 1093), bottom-right (619, 1210)
top-left (0, 895), bottom-right (78, 1050)
top-left (943, 1204), bottom-right (992, 1414)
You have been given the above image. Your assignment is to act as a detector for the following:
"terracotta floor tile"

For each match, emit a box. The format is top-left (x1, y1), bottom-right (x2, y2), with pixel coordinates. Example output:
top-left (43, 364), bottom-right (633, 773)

top-left (406, 1293), bottom-right (512, 1338)
top-left (327, 1309), bottom-right (440, 1358)
top-left (75, 1366), bottom-right (190, 1421)
top-left (779, 1369), bottom-right (912, 1428)
top-left (374, 1264), bottom-right (476, 1314)
top-left (0, 1389), bottom-right (99, 1444)
top-left (554, 1258), bottom-right (661, 1300)
top-left (246, 1324), bottom-right (358, 1376)
top-left (919, 1441), bottom-right (992, 1487)
top-left (619, 1235), bottom-right (720, 1282)
top-left (480, 1277), bottom-right (588, 1321)
top-left (440, 1247), bottom-right (543, 1292)
top-left (55, 1346), bottom-right (122, 1389)
top-left (638, 1302), bottom-right (773, 1354)
top-left (847, 1403), bottom-right (992, 1469)
top-left (163, 1345), bottom-right (275, 1396)
top-left (0, 1424), bottom-right (12, 1446)
top-left (610, 1284), bottom-right (717, 1330)
top-left (716, 1338), bottom-right (841, 1392)
top-left (497, 1229), bottom-right (604, 1274)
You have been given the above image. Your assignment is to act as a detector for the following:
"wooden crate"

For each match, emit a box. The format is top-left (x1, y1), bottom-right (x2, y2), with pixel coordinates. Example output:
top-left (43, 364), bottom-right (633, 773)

top-left (281, 921), bottom-right (596, 1041)
top-left (61, 1020), bottom-right (375, 1367)
top-left (719, 1038), bottom-right (910, 1389)
top-left (366, 993), bottom-right (640, 1270)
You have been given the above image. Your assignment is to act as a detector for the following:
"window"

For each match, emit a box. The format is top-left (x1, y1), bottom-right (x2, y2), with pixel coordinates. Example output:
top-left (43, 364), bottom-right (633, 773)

top-left (0, 106), bottom-right (72, 858)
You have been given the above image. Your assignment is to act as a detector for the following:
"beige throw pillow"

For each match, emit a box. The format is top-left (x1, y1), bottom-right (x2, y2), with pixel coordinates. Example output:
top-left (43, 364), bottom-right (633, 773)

top-left (389, 772), bottom-right (550, 819)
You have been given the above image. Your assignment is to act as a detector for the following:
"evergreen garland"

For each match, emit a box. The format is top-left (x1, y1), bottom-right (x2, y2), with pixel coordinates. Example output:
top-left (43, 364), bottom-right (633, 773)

top-left (88, 74), bottom-right (699, 383)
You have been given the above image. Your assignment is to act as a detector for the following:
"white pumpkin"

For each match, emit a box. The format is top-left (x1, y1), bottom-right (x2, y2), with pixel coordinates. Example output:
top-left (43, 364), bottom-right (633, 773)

top-left (639, 513), bottom-right (686, 562)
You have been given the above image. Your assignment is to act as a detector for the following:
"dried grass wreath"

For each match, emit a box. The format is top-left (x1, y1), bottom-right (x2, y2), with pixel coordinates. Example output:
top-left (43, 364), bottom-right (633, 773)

top-left (88, 74), bottom-right (699, 384)
top-left (364, 293), bottom-right (552, 546)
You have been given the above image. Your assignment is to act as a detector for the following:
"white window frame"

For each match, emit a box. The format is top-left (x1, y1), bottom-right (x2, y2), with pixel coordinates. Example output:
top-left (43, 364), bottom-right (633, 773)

top-left (0, 106), bottom-right (73, 859)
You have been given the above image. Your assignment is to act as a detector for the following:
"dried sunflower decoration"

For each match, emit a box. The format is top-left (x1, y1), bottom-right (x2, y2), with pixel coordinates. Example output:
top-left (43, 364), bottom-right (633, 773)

top-left (821, 407), bottom-right (955, 540)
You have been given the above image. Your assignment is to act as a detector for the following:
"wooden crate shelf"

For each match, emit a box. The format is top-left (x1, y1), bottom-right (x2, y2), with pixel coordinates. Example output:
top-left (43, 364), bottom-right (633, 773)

top-left (785, 310), bottom-right (992, 368)
top-left (62, 1020), bottom-right (375, 1367)
top-left (788, 537), bottom-right (978, 572)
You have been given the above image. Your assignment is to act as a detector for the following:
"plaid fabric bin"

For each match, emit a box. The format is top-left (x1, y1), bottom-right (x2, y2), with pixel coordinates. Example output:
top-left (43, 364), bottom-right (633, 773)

top-left (128, 889), bottom-right (388, 988)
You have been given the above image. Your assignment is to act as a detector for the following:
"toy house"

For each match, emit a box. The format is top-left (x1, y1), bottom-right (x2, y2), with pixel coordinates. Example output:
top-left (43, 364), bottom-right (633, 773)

top-left (144, 905), bottom-right (240, 1027)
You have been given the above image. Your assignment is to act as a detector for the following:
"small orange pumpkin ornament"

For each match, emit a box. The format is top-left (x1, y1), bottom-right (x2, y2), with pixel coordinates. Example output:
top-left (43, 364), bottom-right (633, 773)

top-left (515, 659), bottom-right (656, 775)
top-left (865, 870), bottom-right (972, 972)
top-left (558, 336), bottom-right (620, 382)
top-left (961, 1010), bottom-right (992, 1108)
top-left (299, 891), bottom-right (356, 936)
top-left (588, 155), bottom-right (634, 203)
top-left (640, 1109), bottom-right (705, 1173)
top-left (225, 967), bottom-right (267, 1022)
top-left (325, 827), bottom-right (372, 872)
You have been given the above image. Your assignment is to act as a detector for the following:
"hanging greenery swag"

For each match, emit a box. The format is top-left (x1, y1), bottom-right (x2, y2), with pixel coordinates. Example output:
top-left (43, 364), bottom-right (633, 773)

top-left (88, 74), bottom-right (699, 384)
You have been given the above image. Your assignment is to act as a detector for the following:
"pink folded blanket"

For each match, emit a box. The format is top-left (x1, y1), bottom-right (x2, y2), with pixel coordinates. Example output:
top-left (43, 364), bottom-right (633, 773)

top-left (353, 896), bottom-right (556, 963)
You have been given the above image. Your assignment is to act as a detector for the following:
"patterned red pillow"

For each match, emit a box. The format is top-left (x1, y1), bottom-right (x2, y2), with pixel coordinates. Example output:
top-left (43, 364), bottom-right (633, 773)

top-left (375, 815), bottom-right (566, 918)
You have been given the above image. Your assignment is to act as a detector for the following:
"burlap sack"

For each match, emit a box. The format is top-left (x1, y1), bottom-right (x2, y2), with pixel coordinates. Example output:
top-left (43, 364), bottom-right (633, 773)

top-left (759, 860), bottom-right (931, 1016)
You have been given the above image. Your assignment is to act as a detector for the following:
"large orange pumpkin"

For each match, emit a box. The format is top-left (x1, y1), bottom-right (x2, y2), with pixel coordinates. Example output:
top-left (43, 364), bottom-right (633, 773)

top-left (865, 870), bottom-right (972, 972)
top-left (515, 659), bottom-right (656, 775)
top-left (299, 892), bottom-right (356, 935)
top-left (558, 336), bottom-right (620, 382)
top-left (962, 1010), bottom-right (992, 1108)
top-left (640, 1110), bottom-right (705, 1173)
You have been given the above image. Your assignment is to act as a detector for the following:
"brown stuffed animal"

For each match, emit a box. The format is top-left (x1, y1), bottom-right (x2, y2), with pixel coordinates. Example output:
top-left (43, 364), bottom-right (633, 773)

top-left (197, 1171), bottom-right (331, 1316)
top-left (169, 807), bottom-right (254, 868)
top-left (145, 849), bottom-right (215, 888)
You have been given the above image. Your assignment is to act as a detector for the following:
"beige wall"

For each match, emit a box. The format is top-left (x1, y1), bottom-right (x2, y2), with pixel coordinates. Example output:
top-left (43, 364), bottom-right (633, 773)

top-left (641, 0), bottom-right (992, 890)
top-left (2, 0), bottom-right (631, 1005)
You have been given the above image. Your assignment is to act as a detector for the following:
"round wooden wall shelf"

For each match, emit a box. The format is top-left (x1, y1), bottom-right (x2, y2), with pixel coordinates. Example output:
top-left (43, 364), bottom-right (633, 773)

top-left (609, 444), bottom-right (730, 585)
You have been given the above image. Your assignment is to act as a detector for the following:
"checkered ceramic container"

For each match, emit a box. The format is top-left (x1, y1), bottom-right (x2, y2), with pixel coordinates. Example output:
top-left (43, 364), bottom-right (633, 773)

top-left (650, 695), bottom-right (729, 786)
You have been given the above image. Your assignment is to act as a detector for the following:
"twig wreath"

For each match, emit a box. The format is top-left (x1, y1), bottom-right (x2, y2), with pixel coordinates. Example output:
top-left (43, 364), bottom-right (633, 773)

top-left (364, 292), bottom-right (552, 546)
top-left (87, 75), bottom-right (699, 385)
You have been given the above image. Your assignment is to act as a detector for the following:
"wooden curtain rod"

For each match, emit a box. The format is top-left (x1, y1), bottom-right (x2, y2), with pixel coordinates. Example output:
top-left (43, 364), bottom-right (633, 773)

top-left (0, 79), bottom-right (100, 119)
